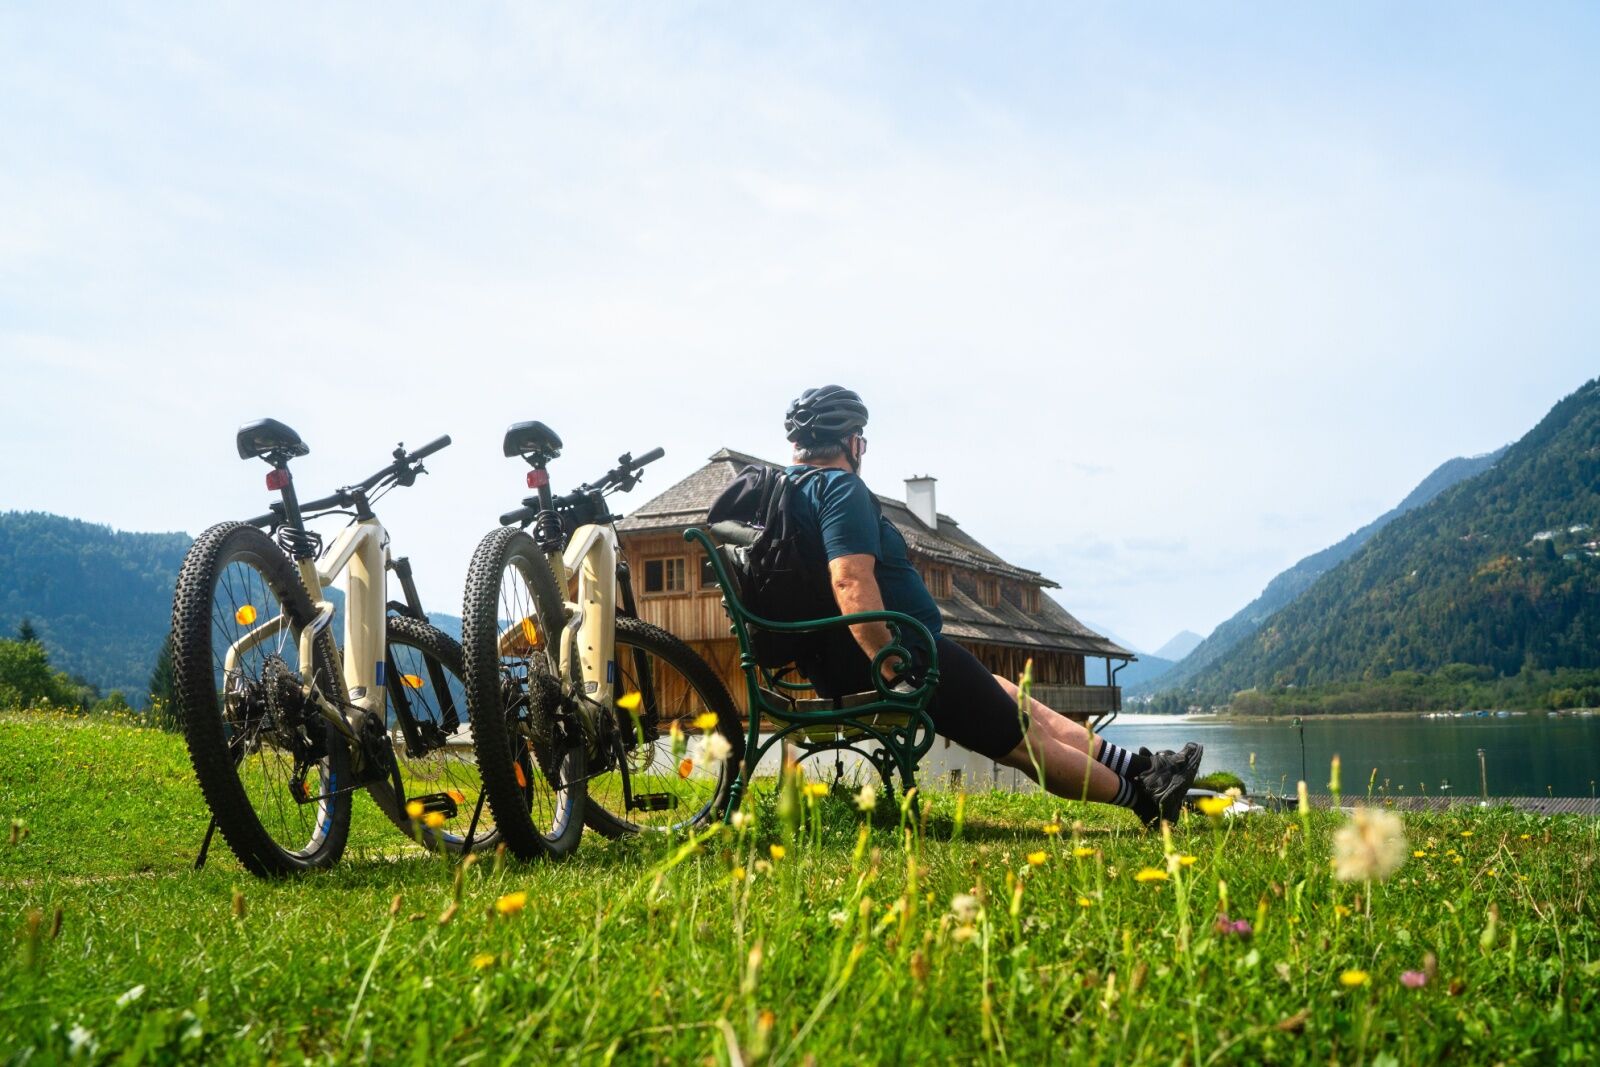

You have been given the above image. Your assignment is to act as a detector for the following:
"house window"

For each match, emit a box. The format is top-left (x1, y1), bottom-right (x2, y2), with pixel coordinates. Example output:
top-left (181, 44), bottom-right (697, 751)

top-left (922, 566), bottom-right (952, 599)
top-left (643, 557), bottom-right (688, 594)
top-left (1022, 586), bottom-right (1041, 614)
top-left (979, 577), bottom-right (1001, 608)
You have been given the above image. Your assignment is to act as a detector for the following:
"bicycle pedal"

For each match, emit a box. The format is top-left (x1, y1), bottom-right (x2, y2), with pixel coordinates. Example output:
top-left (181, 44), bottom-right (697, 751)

top-left (627, 792), bottom-right (677, 812)
top-left (407, 792), bottom-right (461, 819)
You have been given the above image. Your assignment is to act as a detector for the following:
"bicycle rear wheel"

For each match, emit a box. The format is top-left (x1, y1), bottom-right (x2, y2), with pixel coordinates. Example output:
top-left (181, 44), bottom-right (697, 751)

top-left (584, 616), bottom-right (743, 837)
top-left (376, 616), bottom-right (499, 855)
top-left (170, 522), bottom-right (352, 876)
top-left (460, 526), bottom-right (586, 860)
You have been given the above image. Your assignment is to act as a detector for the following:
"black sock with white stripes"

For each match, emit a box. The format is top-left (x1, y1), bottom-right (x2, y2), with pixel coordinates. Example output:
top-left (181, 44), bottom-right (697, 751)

top-left (1110, 774), bottom-right (1139, 809)
top-left (1095, 740), bottom-right (1152, 780)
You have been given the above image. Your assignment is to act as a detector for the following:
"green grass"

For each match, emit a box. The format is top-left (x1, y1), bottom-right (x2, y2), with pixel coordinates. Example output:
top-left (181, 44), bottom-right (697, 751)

top-left (3, 710), bottom-right (1598, 1064)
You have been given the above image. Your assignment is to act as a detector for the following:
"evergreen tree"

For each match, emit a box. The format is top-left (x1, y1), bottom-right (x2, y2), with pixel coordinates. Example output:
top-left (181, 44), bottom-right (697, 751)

top-left (15, 618), bottom-right (38, 644)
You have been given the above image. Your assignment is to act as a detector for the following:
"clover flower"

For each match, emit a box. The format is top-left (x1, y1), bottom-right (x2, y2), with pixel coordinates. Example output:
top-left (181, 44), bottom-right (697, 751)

top-left (1332, 807), bottom-right (1408, 882)
top-left (1401, 970), bottom-right (1428, 989)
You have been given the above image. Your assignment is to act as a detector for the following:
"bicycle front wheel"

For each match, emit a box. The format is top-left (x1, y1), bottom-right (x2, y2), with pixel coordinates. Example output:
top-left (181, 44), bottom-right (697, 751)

top-left (584, 616), bottom-right (743, 837)
top-left (170, 522), bottom-right (352, 876)
top-left (375, 615), bottom-right (499, 855)
top-left (460, 526), bottom-right (586, 860)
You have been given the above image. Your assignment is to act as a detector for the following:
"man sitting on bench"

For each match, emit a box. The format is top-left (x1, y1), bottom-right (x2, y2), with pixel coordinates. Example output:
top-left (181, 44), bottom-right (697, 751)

top-left (781, 384), bottom-right (1202, 829)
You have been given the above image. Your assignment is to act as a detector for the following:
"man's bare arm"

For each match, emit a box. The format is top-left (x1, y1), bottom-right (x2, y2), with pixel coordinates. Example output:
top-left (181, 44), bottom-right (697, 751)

top-left (829, 553), bottom-right (896, 670)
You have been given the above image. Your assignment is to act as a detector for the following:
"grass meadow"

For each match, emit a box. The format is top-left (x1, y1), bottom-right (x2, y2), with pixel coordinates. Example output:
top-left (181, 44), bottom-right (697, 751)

top-left (3, 709), bottom-right (1598, 1064)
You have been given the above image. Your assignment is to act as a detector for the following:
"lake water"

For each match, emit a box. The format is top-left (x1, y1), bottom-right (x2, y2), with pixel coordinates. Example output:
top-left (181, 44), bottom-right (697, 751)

top-left (903, 712), bottom-right (1600, 798)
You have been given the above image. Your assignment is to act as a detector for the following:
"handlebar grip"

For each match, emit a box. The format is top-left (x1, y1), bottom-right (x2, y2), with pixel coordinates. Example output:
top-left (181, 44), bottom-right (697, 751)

top-left (500, 505), bottom-right (536, 527)
top-left (409, 435), bottom-right (451, 461)
top-left (633, 446), bottom-right (665, 468)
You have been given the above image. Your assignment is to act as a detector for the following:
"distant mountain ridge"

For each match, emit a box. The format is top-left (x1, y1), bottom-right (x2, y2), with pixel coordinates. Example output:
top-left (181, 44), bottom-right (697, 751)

top-left (1173, 378), bottom-right (1600, 697)
top-left (1153, 630), bottom-right (1202, 662)
top-left (1133, 445), bottom-right (1506, 697)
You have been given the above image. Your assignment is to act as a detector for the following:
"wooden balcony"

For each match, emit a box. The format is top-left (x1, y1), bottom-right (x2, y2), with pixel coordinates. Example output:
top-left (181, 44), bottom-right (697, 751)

top-left (1032, 684), bottom-right (1121, 718)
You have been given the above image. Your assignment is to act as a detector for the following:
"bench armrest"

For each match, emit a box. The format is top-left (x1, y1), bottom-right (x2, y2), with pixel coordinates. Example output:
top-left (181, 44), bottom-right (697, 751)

top-left (685, 526), bottom-right (940, 704)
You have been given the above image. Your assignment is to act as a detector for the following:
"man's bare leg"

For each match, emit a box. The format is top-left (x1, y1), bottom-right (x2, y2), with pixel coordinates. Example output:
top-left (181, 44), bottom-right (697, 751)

top-left (992, 674), bottom-right (1102, 757)
top-left (995, 715), bottom-right (1123, 802)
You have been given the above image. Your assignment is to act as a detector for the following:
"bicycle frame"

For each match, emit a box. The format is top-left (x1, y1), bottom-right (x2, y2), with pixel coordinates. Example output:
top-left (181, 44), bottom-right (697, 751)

top-left (545, 521), bottom-right (619, 712)
top-left (224, 519), bottom-right (389, 744)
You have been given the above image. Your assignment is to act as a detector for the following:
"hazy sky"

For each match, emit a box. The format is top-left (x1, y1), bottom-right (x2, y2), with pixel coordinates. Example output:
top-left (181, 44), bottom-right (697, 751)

top-left (3, 3), bottom-right (1597, 652)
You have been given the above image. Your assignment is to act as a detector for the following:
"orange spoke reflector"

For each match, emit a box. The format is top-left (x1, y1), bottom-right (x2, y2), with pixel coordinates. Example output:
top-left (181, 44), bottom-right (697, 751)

top-left (235, 604), bottom-right (258, 626)
top-left (514, 763), bottom-right (528, 788)
top-left (521, 617), bottom-right (541, 649)
top-left (678, 757), bottom-right (694, 779)
top-left (401, 674), bottom-right (425, 689)
top-left (446, 789), bottom-right (465, 803)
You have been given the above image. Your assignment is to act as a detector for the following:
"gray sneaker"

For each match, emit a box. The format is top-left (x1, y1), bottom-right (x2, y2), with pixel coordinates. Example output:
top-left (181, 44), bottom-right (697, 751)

top-left (1132, 742), bottom-right (1203, 830)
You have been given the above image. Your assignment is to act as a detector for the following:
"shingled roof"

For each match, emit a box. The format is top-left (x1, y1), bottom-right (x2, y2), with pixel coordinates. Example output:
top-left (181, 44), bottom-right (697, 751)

top-left (618, 448), bottom-right (1134, 660)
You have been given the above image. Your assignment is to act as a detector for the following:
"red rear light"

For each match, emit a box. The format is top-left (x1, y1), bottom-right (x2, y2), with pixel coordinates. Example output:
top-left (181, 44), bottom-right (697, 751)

top-left (527, 470), bottom-right (549, 489)
top-left (266, 469), bottom-right (291, 491)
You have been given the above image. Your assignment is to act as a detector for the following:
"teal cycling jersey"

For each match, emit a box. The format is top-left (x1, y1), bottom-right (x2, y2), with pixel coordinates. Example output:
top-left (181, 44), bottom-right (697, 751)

top-left (787, 465), bottom-right (943, 651)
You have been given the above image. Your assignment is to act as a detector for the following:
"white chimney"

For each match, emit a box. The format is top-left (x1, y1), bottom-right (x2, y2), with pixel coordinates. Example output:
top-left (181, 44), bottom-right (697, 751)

top-left (905, 475), bottom-right (938, 529)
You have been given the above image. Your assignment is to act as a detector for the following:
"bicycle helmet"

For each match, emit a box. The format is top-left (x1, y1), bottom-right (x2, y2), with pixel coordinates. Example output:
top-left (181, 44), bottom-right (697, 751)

top-left (784, 385), bottom-right (869, 445)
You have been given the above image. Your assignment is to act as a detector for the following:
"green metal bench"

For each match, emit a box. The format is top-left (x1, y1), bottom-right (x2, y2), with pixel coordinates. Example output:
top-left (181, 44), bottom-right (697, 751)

top-left (685, 526), bottom-right (941, 815)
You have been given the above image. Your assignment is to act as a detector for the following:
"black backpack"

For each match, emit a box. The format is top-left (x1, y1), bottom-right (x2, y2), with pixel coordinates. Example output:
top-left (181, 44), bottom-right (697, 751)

top-left (705, 465), bottom-right (868, 688)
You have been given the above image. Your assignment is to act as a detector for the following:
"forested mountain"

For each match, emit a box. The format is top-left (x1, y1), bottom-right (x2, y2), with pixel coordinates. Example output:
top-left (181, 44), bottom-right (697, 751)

top-left (1172, 378), bottom-right (1600, 701)
top-left (1133, 445), bottom-right (1506, 696)
top-left (0, 512), bottom-right (463, 706)
top-left (0, 513), bottom-right (191, 701)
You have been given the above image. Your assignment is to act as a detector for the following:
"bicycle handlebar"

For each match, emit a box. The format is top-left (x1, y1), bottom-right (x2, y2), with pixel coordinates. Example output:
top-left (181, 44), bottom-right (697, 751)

top-left (497, 445), bottom-right (664, 527)
top-left (246, 434), bottom-right (451, 528)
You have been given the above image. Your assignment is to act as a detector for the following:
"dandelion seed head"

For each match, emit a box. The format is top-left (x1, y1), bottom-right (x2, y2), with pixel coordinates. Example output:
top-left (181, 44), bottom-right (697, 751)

top-left (1332, 807), bottom-right (1408, 883)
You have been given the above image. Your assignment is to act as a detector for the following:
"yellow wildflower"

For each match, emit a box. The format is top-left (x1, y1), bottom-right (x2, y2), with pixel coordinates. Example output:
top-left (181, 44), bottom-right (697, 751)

top-left (494, 891), bottom-right (527, 916)
top-left (1334, 904), bottom-right (1351, 918)
top-left (731, 866), bottom-right (746, 882)
top-left (1339, 969), bottom-right (1369, 988)
top-left (1043, 822), bottom-right (1062, 836)
top-left (1413, 850), bottom-right (1427, 858)
top-left (1073, 846), bottom-right (1096, 859)
top-left (804, 782), bottom-right (830, 800)
top-left (1134, 868), bottom-right (1169, 883)
top-left (471, 952), bottom-right (496, 970)
top-left (405, 800), bottom-right (424, 820)
top-left (769, 844), bottom-right (786, 861)
top-left (1077, 896), bottom-right (1094, 908)
top-left (1460, 830), bottom-right (1474, 838)
top-left (616, 691), bottom-right (642, 712)
top-left (1178, 855), bottom-right (1197, 867)
top-left (1519, 833), bottom-right (1532, 840)
top-left (694, 711), bottom-right (720, 732)
top-left (1197, 795), bottom-right (1232, 817)
top-left (1026, 851), bottom-right (1048, 867)
top-left (424, 812), bottom-right (446, 830)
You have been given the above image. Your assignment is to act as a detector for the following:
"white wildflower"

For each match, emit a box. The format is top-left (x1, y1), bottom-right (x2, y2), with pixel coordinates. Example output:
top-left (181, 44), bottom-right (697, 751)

top-left (1332, 807), bottom-right (1408, 882)
top-left (856, 782), bottom-right (878, 812)
top-left (950, 893), bottom-right (980, 924)
top-left (703, 732), bottom-right (733, 765)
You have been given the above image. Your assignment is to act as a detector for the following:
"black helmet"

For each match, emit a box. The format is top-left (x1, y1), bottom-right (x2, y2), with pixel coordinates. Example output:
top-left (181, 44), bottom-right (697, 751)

top-left (785, 385), bottom-right (869, 445)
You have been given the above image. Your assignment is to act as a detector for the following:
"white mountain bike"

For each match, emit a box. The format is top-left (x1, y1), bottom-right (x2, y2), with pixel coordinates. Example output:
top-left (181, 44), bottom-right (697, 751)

top-left (171, 419), bottom-right (498, 876)
top-left (460, 421), bottom-right (744, 860)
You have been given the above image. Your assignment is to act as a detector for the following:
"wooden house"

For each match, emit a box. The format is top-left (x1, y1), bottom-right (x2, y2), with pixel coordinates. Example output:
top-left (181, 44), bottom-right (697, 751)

top-left (616, 448), bottom-right (1135, 722)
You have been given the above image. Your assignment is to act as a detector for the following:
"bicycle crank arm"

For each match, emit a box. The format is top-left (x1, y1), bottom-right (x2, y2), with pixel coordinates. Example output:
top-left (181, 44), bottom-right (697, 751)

top-left (626, 792), bottom-right (679, 812)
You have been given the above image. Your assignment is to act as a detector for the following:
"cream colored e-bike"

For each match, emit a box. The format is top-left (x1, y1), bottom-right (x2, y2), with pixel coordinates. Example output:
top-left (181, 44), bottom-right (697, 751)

top-left (460, 421), bottom-right (743, 860)
top-left (171, 419), bottom-right (498, 876)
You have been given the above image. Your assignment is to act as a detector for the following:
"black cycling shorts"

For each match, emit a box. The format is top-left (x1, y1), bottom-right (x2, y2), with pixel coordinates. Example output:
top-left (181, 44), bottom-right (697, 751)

top-left (815, 636), bottom-right (1027, 760)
